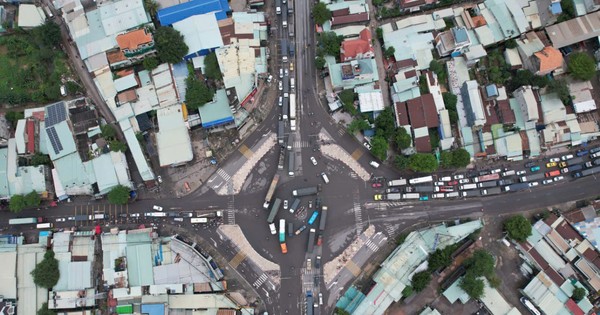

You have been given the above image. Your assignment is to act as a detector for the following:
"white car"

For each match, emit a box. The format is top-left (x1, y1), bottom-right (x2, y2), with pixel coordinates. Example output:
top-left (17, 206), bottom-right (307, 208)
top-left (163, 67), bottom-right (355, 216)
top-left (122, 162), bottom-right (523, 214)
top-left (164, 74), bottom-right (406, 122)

top-left (130, 213), bottom-right (140, 217)
top-left (310, 156), bottom-right (317, 165)
top-left (278, 96), bottom-right (283, 107)
top-left (157, 175), bottom-right (162, 183)
top-left (561, 154), bottom-right (574, 161)
top-left (369, 161), bottom-right (380, 168)
top-left (318, 292), bottom-right (323, 305)
top-left (284, 69), bottom-right (289, 76)
top-left (458, 178), bottom-right (470, 184)
top-left (516, 170), bottom-right (527, 175)
top-left (490, 168), bottom-right (502, 174)
top-left (440, 176), bottom-right (452, 181)
top-left (278, 81), bottom-right (283, 91)
top-left (528, 182), bottom-right (539, 187)
top-left (283, 199), bottom-right (289, 210)
top-left (56, 218), bottom-right (66, 222)
top-left (554, 176), bottom-right (564, 182)
top-left (549, 157), bottom-right (560, 163)
top-left (363, 141), bottom-right (372, 150)
top-left (269, 223), bottom-right (277, 235)
top-left (453, 174), bottom-right (464, 180)
top-left (279, 68), bottom-right (283, 78)
top-left (542, 179), bottom-right (553, 185)
top-left (434, 181), bottom-right (445, 186)
top-left (153, 205), bottom-right (163, 211)
top-left (267, 75), bottom-right (273, 83)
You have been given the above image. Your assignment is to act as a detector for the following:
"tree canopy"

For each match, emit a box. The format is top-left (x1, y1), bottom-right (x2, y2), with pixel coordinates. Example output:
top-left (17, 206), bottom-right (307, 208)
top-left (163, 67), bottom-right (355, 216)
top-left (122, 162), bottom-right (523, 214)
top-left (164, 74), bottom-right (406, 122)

top-left (143, 56), bottom-right (159, 71)
top-left (394, 155), bottom-right (409, 169)
top-left (9, 195), bottom-right (26, 213)
top-left (451, 148), bottom-right (471, 168)
top-left (315, 56), bottom-right (326, 69)
top-left (394, 127), bottom-right (412, 150)
top-left (374, 107), bottom-right (396, 140)
top-left (32, 22), bottom-right (62, 49)
top-left (107, 185), bottom-right (130, 205)
top-left (411, 271), bottom-right (432, 292)
top-left (568, 52), bottom-right (596, 81)
top-left (313, 2), bottom-right (332, 25)
top-left (101, 124), bottom-right (117, 139)
top-left (547, 79), bottom-right (571, 105)
top-left (31, 250), bottom-right (60, 289)
top-left (460, 272), bottom-right (485, 299)
top-left (143, 0), bottom-right (159, 18)
top-left (428, 244), bottom-right (459, 271)
top-left (31, 153), bottom-right (51, 166)
top-left (204, 52), bottom-right (222, 81)
top-left (348, 119), bottom-right (370, 134)
top-left (339, 89), bottom-right (357, 115)
top-left (37, 303), bottom-right (56, 315)
top-left (154, 27), bottom-right (189, 64)
top-left (572, 287), bottom-right (587, 302)
top-left (370, 136), bottom-right (388, 161)
top-left (109, 140), bottom-right (128, 153)
top-left (504, 215), bottom-right (532, 242)
top-left (185, 75), bottom-right (214, 110)
top-left (384, 46), bottom-right (395, 59)
top-left (318, 32), bottom-right (344, 57)
top-left (442, 92), bottom-right (459, 124)
top-left (463, 249), bottom-right (495, 278)
top-left (408, 153), bottom-right (438, 173)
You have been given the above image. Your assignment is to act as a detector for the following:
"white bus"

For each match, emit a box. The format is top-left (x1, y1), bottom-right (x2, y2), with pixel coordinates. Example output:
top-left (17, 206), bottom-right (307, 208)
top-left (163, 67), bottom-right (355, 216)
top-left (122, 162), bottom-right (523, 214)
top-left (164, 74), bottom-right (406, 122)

top-left (36, 223), bottom-right (53, 229)
top-left (408, 175), bottom-right (434, 185)
top-left (289, 94), bottom-right (296, 120)
top-left (191, 217), bottom-right (208, 224)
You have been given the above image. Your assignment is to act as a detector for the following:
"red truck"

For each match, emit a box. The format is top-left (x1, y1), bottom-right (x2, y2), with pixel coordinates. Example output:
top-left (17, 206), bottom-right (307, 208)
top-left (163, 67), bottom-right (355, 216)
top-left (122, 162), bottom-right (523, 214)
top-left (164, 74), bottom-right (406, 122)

top-left (545, 170), bottom-right (561, 177)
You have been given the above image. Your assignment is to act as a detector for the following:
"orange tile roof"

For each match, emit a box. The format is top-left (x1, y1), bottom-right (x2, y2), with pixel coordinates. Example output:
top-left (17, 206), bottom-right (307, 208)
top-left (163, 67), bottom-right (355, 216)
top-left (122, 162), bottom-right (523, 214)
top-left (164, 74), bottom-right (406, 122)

top-left (116, 29), bottom-right (153, 51)
top-left (340, 29), bottom-right (374, 61)
top-left (534, 46), bottom-right (564, 73)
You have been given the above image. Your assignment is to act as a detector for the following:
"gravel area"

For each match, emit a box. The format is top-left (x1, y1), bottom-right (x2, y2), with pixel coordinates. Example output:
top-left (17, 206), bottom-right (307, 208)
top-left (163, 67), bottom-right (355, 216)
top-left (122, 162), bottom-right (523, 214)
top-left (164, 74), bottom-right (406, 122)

top-left (320, 143), bottom-right (370, 181)
top-left (218, 225), bottom-right (280, 274)
top-left (323, 225), bottom-right (375, 285)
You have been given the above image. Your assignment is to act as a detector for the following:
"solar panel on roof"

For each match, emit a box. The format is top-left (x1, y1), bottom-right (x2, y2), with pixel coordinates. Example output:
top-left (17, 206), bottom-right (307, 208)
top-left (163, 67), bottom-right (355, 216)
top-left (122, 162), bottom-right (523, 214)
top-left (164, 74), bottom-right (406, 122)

top-left (45, 102), bottom-right (67, 127)
top-left (46, 126), bottom-right (63, 155)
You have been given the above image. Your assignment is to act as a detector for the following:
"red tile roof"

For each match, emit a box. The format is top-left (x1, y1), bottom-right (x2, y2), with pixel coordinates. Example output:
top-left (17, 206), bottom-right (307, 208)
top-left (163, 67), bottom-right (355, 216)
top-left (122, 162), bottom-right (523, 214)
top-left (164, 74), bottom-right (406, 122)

top-left (396, 58), bottom-right (417, 70)
top-left (544, 268), bottom-right (565, 285)
top-left (407, 98), bottom-right (426, 128)
top-left (340, 29), bottom-right (374, 61)
top-left (395, 102), bottom-right (410, 126)
top-left (565, 299), bottom-right (584, 315)
top-left (414, 135), bottom-right (432, 153)
top-left (555, 219), bottom-right (584, 242)
top-left (497, 99), bottom-right (516, 124)
top-left (116, 29), bottom-right (153, 51)
top-left (332, 8), bottom-right (350, 16)
top-left (331, 12), bottom-right (370, 26)
top-left (483, 100), bottom-right (499, 125)
top-left (400, 0), bottom-right (426, 8)
top-left (534, 47), bottom-right (564, 74)
top-left (26, 120), bottom-right (34, 154)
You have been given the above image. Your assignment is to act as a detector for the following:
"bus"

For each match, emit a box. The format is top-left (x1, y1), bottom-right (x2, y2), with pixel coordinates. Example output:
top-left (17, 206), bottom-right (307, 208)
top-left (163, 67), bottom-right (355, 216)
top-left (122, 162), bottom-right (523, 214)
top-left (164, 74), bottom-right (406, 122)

top-left (36, 223), bottom-right (53, 229)
top-left (9, 218), bottom-right (39, 225)
top-left (288, 151), bottom-right (295, 177)
top-left (289, 94), bottom-right (296, 119)
top-left (308, 210), bottom-right (319, 225)
top-left (279, 219), bottom-right (286, 243)
top-left (191, 218), bottom-right (208, 224)
top-left (408, 176), bottom-right (433, 185)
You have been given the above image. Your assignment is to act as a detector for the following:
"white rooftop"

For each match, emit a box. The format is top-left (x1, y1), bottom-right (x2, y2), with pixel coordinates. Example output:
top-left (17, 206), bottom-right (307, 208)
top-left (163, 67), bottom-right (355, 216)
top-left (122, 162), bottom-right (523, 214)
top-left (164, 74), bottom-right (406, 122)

top-left (156, 105), bottom-right (193, 167)
top-left (18, 4), bottom-right (46, 28)
top-left (173, 13), bottom-right (224, 57)
top-left (358, 90), bottom-right (384, 113)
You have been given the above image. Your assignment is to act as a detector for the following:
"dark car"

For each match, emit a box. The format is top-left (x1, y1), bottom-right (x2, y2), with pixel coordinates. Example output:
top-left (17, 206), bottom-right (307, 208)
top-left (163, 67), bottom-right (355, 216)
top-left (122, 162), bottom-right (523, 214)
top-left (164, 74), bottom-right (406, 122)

top-left (525, 161), bottom-right (536, 168)
top-left (315, 197), bottom-right (322, 210)
top-left (478, 170), bottom-right (491, 176)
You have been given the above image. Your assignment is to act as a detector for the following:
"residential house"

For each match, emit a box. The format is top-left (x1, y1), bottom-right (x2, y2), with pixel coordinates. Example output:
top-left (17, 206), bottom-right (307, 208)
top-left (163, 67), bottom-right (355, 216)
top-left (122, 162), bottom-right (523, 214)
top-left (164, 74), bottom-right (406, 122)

top-left (514, 85), bottom-right (539, 122)
top-left (17, 4), bottom-right (45, 29)
top-left (569, 80), bottom-right (597, 114)
top-left (115, 28), bottom-right (155, 62)
top-left (540, 92), bottom-right (583, 148)
top-left (326, 57), bottom-right (379, 91)
top-left (340, 28), bottom-right (375, 62)
top-left (327, 0), bottom-right (370, 28)
top-left (547, 10), bottom-right (600, 49)
top-left (528, 46), bottom-right (564, 76)
top-left (405, 94), bottom-right (440, 152)
top-left (461, 80), bottom-right (486, 128)
top-left (435, 27), bottom-right (471, 57)
top-left (356, 85), bottom-right (384, 114)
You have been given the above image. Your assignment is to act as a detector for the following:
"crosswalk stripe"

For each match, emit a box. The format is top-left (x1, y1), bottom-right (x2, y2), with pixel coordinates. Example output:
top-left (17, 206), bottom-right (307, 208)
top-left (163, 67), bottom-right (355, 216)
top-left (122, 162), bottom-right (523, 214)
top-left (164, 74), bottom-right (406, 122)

top-left (217, 168), bottom-right (231, 181)
top-left (253, 273), bottom-right (268, 288)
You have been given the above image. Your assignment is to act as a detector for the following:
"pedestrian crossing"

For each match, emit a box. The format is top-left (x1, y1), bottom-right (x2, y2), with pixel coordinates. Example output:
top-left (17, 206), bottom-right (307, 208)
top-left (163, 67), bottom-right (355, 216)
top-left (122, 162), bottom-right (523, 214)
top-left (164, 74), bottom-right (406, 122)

top-left (293, 140), bottom-right (311, 148)
top-left (217, 168), bottom-right (231, 181)
top-left (353, 196), bottom-right (363, 234)
top-left (338, 128), bottom-right (346, 136)
top-left (253, 273), bottom-right (268, 288)
top-left (384, 223), bottom-right (396, 237)
top-left (226, 197), bottom-right (235, 225)
top-left (365, 239), bottom-right (380, 252)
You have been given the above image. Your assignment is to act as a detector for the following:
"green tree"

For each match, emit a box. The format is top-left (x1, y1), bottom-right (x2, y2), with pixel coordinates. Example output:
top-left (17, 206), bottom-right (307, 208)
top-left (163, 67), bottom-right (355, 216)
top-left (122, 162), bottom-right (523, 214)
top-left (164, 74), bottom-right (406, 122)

top-left (37, 303), bottom-right (56, 315)
top-left (508, 69), bottom-right (548, 91)
top-left (315, 56), bottom-right (326, 69)
top-left (376, 27), bottom-right (383, 42)
top-left (504, 215), bottom-right (532, 242)
top-left (5, 111), bottom-right (25, 126)
top-left (109, 140), bottom-right (128, 153)
top-left (572, 287), bottom-right (587, 302)
top-left (347, 119), bottom-right (370, 134)
top-left (185, 75), bottom-right (214, 109)
top-left (101, 124), bottom-right (117, 139)
top-left (143, 56), bottom-right (160, 70)
top-left (402, 286), bottom-right (414, 297)
top-left (33, 22), bottom-right (62, 48)
top-left (505, 39), bottom-right (518, 49)
top-left (334, 308), bottom-right (351, 315)
top-left (394, 155), bottom-right (409, 169)
top-left (463, 249), bottom-right (495, 278)
top-left (411, 271), bottom-right (432, 292)
top-left (108, 185), bottom-right (130, 205)
top-left (429, 60), bottom-right (447, 83)
top-left (374, 107), bottom-right (396, 140)
top-left (428, 244), bottom-right (458, 271)
top-left (440, 151), bottom-right (453, 168)
top-left (372, 0), bottom-right (384, 6)
top-left (9, 195), bottom-right (26, 213)
top-left (204, 52), bottom-right (222, 80)
top-left (154, 26), bottom-right (189, 64)
top-left (31, 250), bottom-right (60, 289)
top-left (25, 191), bottom-right (41, 208)
top-left (370, 136), bottom-right (388, 161)
top-left (559, 0), bottom-right (575, 21)
top-left (460, 272), bottom-right (485, 299)
top-left (339, 89), bottom-right (357, 115)
top-left (451, 148), bottom-right (471, 168)
top-left (65, 81), bottom-right (82, 95)
top-left (31, 153), bottom-right (51, 166)
top-left (547, 79), bottom-right (571, 105)
top-left (419, 75), bottom-right (429, 94)
top-left (384, 46), bottom-right (395, 59)
top-left (488, 275), bottom-right (501, 288)
top-left (318, 32), bottom-right (344, 57)
top-left (443, 92), bottom-right (459, 124)
top-left (143, 0), bottom-right (159, 18)
top-left (313, 2), bottom-right (332, 25)
top-left (394, 127), bottom-right (412, 150)
top-left (408, 153), bottom-right (438, 173)
top-left (568, 52), bottom-right (596, 81)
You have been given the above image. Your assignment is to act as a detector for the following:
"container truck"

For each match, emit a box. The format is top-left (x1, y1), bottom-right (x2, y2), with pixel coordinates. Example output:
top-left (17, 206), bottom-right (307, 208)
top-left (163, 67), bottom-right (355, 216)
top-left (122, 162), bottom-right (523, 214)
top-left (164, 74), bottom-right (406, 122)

top-left (481, 187), bottom-right (502, 195)
top-left (573, 166), bottom-right (600, 178)
top-left (519, 173), bottom-right (545, 182)
top-left (74, 214), bottom-right (89, 221)
top-left (308, 211), bottom-right (319, 225)
top-left (289, 94), bottom-right (296, 119)
top-left (289, 198), bottom-right (301, 213)
top-left (290, 119), bottom-right (296, 131)
top-left (278, 121), bottom-right (285, 145)
top-left (267, 198), bottom-right (282, 223)
top-left (387, 179), bottom-right (407, 187)
top-left (477, 181), bottom-right (497, 188)
top-left (277, 150), bottom-right (285, 170)
top-left (498, 179), bottom-right (514, 186)
top-left (585, 159), bottom-right (600, 168)
top-left (461, 190), bottom-right (482, 197)
top-left (432, 193), bottom-right (446, 199)
top-left (402, 193), bottom-right (420, 200)
top-left (545, 170), bottom-right (561, 177)
top-left (405, 185), bottom-right (434, 193)
top-left (473, 173), bottom-right (500, 182)
top-left (263, 174), bottom-right (280, 209)
top-left (408, 176), bottom-right (433, 185)
top-left (9, 217), bottom-right (40, 225)
top-left (292, 186), bottom-right (318, 197)
top-left (307, 228), bottom-right (316, 253)
top-left (191, 217), bottom-right (208, 223)
top-left (280, 39), bottom-right (288, 62)
top-left (145, 212), bottom-right (167, 217)
top-left (288, 0), bottom-right (294, 13)
top-left (279, 219), bottom-right (286, 243)
top-left (504, 183), bottom-right (530, 192)
top-left (287, 134), bottom-right (294, 151)
top-left (288, 151), bottom-right (295, 177)
top-left (561, 164), bottom-right (583, 174)
top-left (459, 183), bottom-right (478, 190)
top-left (385, 193), bottom-right (402, 200)
top-left (319, 206), bottom-right (328, 231)
top-left (445, 192), bottom-right (460, 198)
top-left (282, 12), bottom-right (287, 28)
top-left (306, 291), bottom-right (314, 315)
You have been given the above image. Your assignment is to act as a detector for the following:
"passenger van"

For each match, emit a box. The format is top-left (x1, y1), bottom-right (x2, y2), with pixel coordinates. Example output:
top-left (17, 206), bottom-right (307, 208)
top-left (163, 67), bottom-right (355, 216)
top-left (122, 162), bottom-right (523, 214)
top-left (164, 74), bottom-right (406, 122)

top-left (321, 172), bottom-right (330, 184)
top-left (291, 78), bottom-right (295, 90)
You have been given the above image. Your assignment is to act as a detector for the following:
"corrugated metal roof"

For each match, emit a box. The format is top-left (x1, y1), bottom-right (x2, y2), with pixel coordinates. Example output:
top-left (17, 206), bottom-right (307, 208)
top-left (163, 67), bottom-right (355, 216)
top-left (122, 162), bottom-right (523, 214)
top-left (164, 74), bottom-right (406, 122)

top-left (0, 251), bottom-right (17, 299)
top-left (99, 0), bottom-right (149, 37)
top-left (168, 294), bottom-right (238, 309)
top-left (126, 243), bottom-right (154, 286)
top-left (197, 89), bottom-right (234, 128)
top-left (114, 73), bottom-right (138, 92)
top-left (120, 119), bottom-right (154, 181)
top-left (157, 0), bottom-right (229, 26)
top-left (18, 4), bottom-right (45, 28)
top-left (173, 13), bottom-right (224, 59)
top-left (156, 105), bottom-right (193, 167)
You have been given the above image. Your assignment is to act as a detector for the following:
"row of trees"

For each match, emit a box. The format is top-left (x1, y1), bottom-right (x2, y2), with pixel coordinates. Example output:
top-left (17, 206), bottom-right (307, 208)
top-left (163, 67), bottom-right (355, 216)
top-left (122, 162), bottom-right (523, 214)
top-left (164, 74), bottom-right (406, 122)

top-left (9, 191), bottom-right (41, 212)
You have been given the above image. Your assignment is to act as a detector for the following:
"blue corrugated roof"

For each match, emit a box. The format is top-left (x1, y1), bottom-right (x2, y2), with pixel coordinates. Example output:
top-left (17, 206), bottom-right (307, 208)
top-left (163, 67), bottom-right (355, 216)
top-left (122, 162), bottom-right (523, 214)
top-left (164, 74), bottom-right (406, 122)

top-left (452, 27), bottom-right (469, 44)
top-left (141, 304), bottom-right (165, 315)
top-left (551, 2), bottom-right (562, 14)
top-left (486, 84), bottom-right (498, 97)
top-left (157, 0), bottom-right (230, 25)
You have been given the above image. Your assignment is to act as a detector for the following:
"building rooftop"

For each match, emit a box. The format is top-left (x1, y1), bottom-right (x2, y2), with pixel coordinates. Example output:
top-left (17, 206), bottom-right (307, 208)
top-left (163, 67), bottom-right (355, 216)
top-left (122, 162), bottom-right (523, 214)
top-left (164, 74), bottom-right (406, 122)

top-left (126, 233), bottom-right (154, 287)
top-left (406, 94), bottom-right (440, 129)
top-left (533, 46), bottom-right (564, 74)
top-left (18, 4), bottom-right (45, 28)
top-left (119, 119), bottom-right (154, 181)
top-left (156, 105), bottom-right (193, 167)
top-left (17, 244), bottom-right (48, 315)
top-left (0, 251), bottom-right (17, 300)
top-left (197, 89), bottom-right (234, 129)
top-left (340, 28), bottom-right (374, 61)
top-left (358, 89), bottom-right (384, 113)
top-left (116, 28), bottom-right (153, 51)
top-left (157, 0), bottom-right (229, 26)
top-left (173, 13), bottom-right (224, 59)
top-left (547, 10), bottom-right (600, 49)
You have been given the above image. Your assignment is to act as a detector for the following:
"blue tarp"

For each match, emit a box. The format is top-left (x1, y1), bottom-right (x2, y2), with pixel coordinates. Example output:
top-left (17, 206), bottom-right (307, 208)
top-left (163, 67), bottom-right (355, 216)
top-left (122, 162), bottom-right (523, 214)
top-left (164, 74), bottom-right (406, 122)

top-left (551, 2), bottom-right (562, 15)
top-left (157, 0), bottom-right (230, 25)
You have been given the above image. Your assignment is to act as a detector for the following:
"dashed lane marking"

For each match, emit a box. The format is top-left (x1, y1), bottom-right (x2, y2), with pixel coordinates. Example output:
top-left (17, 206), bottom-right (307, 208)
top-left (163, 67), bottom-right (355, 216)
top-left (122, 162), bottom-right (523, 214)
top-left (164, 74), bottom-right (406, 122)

top-left (351, 149), bottom-right (363, 161)
top-left (238, 144), bottom-right (253, 159)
